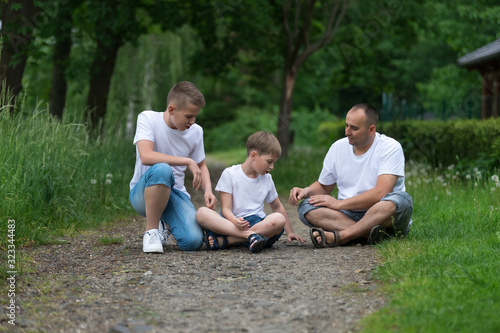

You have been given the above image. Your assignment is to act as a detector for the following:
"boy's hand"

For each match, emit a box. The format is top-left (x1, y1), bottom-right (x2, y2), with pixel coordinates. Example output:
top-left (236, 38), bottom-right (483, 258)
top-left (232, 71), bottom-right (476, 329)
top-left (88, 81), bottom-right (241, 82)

top-left (287, 232), bottom-right (306, 243)
top-left (234, 217), bottom-right (249, 230)
top-left (204, 192), bottom-right (217, 210)
top-left (188, 160), bottom-right (202, 190)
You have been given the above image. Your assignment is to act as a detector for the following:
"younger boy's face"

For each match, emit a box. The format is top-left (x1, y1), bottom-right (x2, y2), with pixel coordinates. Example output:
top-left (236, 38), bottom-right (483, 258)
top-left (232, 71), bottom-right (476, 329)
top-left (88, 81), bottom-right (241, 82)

top-left (165, 103), bottom-right (200, 131)
top-left (253, 153), bottom-right (279, 175)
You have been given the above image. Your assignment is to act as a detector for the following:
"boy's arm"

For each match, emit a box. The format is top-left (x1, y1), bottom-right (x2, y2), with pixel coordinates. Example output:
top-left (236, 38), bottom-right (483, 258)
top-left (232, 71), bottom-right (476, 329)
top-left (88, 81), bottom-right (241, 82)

top-left (198, 159), bottom-right (216, 209)
top-left (269, 198), bottom-right (306, 243)
top-left (220, 192), bottom-right (250, 231)
top-left (137, 139), bottom-right (202, 189)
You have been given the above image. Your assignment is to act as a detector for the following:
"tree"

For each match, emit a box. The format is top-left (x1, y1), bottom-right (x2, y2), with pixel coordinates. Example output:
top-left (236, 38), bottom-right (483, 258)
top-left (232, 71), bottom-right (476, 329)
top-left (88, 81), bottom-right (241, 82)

top-left (0, 0), bottom-right (40, 114)
top-left (48, 1), bottom-right (75, 119)
top-left (278, 0), bottom-right (350, 156)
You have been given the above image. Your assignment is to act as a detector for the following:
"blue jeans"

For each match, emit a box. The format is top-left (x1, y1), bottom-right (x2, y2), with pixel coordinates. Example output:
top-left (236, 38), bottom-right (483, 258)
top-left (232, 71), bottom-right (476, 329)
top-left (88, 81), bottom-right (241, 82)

top-left (297, 191), bottom-right (413, 236)
top-left (129, 163), bottom-right (204, 251)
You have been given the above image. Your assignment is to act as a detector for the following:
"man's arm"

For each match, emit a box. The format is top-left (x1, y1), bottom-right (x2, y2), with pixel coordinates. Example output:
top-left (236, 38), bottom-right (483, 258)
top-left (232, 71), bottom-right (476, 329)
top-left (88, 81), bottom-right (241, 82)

top-left (308, 174), bottom-right (398, 211)
top-left (289, 181), bottom-right (336, 206)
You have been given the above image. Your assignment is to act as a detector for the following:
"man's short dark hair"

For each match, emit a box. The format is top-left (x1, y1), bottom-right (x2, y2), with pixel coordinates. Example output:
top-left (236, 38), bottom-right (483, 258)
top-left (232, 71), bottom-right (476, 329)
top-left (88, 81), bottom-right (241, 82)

top-left (351, 103), bottom-right (378, 126)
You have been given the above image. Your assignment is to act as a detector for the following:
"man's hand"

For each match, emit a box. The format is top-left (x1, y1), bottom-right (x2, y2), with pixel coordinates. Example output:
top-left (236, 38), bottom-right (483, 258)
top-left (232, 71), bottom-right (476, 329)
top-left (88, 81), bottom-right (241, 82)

top-left (188, 160), bottom-right (202, 190)
top-left (308, 195), bottom-right (340, 210)
top-left (289, 187), bottom-right (308, 206)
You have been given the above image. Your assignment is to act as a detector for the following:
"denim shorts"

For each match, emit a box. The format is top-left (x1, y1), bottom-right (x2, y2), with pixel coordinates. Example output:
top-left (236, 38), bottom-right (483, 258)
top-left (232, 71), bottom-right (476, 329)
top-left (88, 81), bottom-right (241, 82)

top-left (129, 163), bottom-right (204, 251)
top-left (207, 214), bottom-right (284, 248)
top-left (297, 191), bottom-right (413, 236)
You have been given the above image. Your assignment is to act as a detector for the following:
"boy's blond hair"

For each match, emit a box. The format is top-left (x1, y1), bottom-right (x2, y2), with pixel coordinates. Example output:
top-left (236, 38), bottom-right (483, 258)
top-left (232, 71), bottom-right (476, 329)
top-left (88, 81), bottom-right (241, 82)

top-left (246, 131), bottom-right (282, 158)
top-left (167, 81), bottom-right (205, 110)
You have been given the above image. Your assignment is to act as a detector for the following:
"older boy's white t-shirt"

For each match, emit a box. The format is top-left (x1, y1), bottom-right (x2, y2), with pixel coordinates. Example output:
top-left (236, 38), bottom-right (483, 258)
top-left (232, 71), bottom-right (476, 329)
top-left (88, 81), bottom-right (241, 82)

top-left (215, 164), bottom-right (278, 219)
top-left (318, 133), bottom-right (405, 203)
top-left (129, 111), bottom-right (205, 198)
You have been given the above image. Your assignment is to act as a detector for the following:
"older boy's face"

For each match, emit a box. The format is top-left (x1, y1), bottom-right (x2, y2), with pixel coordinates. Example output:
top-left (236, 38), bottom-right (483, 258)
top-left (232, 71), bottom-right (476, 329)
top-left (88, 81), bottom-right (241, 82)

top-left (165, 103), bottom-right (200, 131)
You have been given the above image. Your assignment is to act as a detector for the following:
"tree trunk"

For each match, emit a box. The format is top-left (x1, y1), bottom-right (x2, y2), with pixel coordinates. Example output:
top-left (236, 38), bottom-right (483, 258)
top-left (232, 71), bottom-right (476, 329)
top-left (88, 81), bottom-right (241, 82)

top-left (85, 39), bottom-right (121, 133)
top-left (0, 0), bottom-right (39, 114)
top-left (49, 5), bottom-right (73, 119)
top-left (277, 64), bottom-right (297, 158)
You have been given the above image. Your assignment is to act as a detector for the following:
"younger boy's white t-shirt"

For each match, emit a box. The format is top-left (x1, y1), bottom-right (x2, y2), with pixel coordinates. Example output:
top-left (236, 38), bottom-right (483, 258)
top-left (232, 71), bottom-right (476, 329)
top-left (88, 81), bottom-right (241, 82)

top-left (318, 133), bottom-right (405, 203)
top-left (129, 110), bottom-right (205, 198)
top-left (215, 164), bottom-right (278, 219)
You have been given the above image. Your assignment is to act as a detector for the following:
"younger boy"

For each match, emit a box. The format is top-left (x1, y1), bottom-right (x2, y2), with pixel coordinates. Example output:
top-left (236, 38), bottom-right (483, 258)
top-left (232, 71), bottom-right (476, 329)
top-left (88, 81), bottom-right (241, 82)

top-left (196, 131), bottom-right (305, 253)
top-left (129, 81), bottom-right (217, 253)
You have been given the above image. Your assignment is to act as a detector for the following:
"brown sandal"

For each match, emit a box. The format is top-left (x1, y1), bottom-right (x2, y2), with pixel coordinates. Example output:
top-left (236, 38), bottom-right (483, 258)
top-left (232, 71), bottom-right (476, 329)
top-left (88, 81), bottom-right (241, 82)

top-left (310, 227), bottom-right (341, 248)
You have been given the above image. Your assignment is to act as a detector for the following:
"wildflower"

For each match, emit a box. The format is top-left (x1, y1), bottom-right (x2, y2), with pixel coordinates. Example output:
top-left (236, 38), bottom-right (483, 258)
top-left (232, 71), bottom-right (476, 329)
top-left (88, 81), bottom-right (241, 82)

top-left (491, 187), bottom-right (496, 192)
top-left (492, 175), bottom-right (499, 182)
top-left (473, 167), bottom-right (479, 172)
top-left (496, 182), bottom-right (500, 188)
top-left (90, 179), bottom-right (97, 184)
top-left (446, 190), bottom-right (452, 196)
top-left (489, 206), bottom-right (494, 212)
top-left (448, 164), bottom-right (455, 170)
top-left (434, 196), bottom-right (438, 201)
top-left (465, 174), bottom-right (471, 180)
top-left (105, 179), bottom-right (112, 185)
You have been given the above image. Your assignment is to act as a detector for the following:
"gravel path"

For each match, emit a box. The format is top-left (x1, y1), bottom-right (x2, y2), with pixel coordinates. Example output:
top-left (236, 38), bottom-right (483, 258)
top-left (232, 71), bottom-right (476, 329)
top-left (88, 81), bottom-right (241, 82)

top-left (3, 165), bottom-right (385, 333)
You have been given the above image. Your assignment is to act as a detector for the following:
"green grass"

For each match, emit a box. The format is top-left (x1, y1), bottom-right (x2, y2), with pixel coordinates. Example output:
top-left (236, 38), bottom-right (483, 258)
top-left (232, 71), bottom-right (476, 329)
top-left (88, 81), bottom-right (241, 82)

top-left (0, 110), bottom-right (135, 250)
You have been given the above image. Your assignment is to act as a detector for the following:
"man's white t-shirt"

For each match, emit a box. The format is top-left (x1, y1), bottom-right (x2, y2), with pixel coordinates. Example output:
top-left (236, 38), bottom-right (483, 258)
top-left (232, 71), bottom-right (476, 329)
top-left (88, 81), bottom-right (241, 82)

top-left (129, 111), bottom-right (205, 198)
top-left (318, 133), bottom-right (405, 203)
top-left (215, 164), bottom-right (278, 219)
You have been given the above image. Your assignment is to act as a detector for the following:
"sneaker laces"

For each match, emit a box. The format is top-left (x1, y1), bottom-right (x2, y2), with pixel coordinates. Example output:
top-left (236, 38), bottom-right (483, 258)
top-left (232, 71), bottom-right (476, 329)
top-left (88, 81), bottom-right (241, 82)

top-left (146, 230), bottom-right (164, 243)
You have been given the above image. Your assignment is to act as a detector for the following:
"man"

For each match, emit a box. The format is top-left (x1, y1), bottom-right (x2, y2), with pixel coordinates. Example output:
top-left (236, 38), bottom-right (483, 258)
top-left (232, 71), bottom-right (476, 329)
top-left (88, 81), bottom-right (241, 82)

top-left (289, 103), bottom-right (413, 247)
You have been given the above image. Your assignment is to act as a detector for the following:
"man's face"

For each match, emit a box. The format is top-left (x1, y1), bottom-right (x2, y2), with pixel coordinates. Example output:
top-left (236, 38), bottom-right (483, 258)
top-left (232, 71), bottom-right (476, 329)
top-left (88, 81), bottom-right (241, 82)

top-left (344, 108), bottom-right (373, 148)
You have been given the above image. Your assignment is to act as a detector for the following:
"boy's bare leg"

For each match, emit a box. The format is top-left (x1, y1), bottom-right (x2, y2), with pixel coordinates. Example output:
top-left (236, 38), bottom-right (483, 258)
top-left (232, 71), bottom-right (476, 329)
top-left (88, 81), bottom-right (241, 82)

top-left (248, 212), bottom-right (285, 238)
top-left (144, 184), bottom-right (170, 231)
top-left (196, 207), bottom-right (253, 245)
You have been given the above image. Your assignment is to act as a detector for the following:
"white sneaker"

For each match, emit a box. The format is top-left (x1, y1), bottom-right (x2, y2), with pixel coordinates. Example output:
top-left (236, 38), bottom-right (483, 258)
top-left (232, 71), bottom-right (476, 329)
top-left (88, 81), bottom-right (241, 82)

top-left (143, 229), bottom-right (164, 253)
top-left (159, 221), bottom-right (171, 246)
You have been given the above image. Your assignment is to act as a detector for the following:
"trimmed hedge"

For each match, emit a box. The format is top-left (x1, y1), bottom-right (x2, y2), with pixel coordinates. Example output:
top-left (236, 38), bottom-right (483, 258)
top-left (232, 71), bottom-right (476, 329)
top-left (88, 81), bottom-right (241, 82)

top-left (318, 118), bottom-right (500, 170)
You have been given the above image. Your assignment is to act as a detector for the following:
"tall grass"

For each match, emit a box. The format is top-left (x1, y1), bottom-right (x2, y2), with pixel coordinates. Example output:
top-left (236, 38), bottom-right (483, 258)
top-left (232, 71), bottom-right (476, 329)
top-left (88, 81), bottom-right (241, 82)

top-left (0, 109), bottom-right (135, 248)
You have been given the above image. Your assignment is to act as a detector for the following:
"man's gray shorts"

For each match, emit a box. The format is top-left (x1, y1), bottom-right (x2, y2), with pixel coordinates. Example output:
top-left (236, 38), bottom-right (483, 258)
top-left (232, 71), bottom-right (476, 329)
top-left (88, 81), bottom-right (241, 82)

top-left (297, 191), bottom-right (413, 236)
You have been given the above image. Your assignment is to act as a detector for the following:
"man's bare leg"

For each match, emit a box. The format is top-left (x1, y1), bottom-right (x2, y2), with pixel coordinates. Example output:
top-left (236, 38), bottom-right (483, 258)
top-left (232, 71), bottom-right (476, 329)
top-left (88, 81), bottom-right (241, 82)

top-left (305, 207), bottom-right (355, 245)
top-left (307, 201), bottom-right (397, 245)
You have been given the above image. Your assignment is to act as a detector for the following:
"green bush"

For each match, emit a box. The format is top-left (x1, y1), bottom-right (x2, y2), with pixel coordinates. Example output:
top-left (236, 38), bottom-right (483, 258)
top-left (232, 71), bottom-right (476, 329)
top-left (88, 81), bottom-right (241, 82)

top-left (317, 120), bottom-right (346, 148)
top-left (378, 118), bottom-right (500, 171)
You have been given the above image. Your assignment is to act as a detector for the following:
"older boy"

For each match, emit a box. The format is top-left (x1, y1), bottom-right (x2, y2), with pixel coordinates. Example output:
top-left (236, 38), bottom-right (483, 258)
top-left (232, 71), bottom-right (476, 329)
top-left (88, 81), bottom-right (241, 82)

top-left (196, 131), bottom-right (305, 253)
top-left (129, 81), bottom-right (217, 253)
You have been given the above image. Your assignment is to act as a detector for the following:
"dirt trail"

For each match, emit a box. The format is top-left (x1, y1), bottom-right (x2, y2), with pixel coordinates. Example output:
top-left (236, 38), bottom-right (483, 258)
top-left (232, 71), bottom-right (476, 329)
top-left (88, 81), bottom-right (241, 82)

top-left (3, 163), bottom-right (385, 333)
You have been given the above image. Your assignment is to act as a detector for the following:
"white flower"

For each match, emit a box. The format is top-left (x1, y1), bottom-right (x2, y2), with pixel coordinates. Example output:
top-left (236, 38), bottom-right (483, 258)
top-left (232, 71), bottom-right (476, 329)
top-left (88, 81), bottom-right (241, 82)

top-left (105, 179), bottom-right (112, 185)
top-left (446, 190), bottom-right (452, 196)
top-left (491, 187), bottom-right (496, 192)
top-left (434, 196), bottom-right (438, 201)
top-left (492, 175), bottom-right (499, 182)
top-left (465, 174), bottom-right (471, 180)
top-left (106, 173), bottom-right (113, 178)
top-left (448, 164), bottom-right (455, 170)
top-left (496, 182), bottom-right (500, 188)
top-left (90, 179), bottom-right (97, 184)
